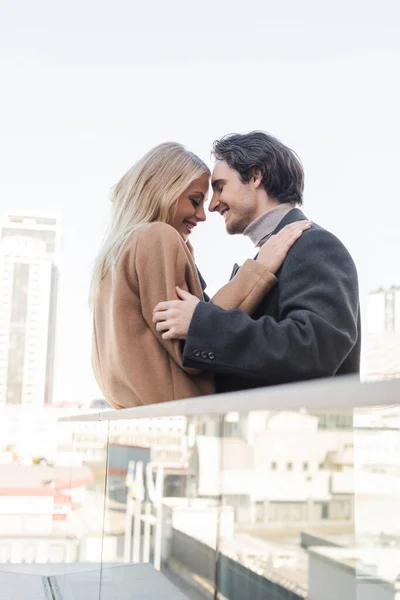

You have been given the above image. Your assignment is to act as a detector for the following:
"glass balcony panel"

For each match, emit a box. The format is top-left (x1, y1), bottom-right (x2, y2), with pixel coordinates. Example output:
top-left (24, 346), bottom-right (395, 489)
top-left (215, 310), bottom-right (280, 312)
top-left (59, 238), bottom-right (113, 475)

top-left (0, 412), bottom-right (109, 597)
top-left (353, 405), bottom-right (400, 600)
top-left (216, 408), bottom-right (350, 599)
top-left (53, 418), bottom-right (110, 598)
top-left (2, 377), bottom-right (400, 598)
top-left (96, 413), bottom-right (221, 598)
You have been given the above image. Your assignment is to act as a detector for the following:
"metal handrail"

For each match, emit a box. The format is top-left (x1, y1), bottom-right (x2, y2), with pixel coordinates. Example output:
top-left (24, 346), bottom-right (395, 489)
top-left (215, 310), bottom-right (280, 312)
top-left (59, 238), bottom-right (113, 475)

top-left (59, 376), bottom-right (400, 423)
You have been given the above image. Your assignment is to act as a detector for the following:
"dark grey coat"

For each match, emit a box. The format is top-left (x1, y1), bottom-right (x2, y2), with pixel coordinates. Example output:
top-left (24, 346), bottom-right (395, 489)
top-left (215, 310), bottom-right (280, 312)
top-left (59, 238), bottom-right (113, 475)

top-left (183, 208), bottom-right (361, 392)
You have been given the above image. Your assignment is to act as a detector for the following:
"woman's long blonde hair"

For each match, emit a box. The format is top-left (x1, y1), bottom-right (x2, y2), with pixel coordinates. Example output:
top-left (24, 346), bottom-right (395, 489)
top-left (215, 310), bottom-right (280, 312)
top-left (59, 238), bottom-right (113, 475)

top-left (90, 142), bottom-right (209, 305)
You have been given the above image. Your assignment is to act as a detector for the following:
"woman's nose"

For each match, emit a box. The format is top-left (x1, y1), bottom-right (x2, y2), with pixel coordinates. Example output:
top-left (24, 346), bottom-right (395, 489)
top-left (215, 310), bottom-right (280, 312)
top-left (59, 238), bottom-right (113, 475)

top-left (196, 204), bottom-right (206, 222)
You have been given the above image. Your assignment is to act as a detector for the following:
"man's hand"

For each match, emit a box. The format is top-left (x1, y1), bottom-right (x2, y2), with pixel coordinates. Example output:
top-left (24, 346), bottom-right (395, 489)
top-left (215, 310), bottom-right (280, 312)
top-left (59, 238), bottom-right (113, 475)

top-left (152, 287), bottom-right (200, 340)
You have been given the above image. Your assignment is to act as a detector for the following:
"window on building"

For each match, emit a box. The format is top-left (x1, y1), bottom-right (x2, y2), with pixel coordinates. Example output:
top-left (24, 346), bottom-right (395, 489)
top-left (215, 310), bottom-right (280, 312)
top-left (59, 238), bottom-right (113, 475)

top-left (287, 462), bottom-right (293, 471)
top-left (271, 461), bottom-right (277, 470)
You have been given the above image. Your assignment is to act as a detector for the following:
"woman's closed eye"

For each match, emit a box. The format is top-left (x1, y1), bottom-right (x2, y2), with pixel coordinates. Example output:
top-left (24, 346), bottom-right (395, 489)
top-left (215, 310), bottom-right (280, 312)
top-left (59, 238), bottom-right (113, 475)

top-left (190, 197), bottom-right (201, 208)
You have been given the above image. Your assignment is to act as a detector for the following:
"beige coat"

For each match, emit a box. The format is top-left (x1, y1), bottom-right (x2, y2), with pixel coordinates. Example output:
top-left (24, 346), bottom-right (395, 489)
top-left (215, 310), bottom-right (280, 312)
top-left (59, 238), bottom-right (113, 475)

top-left (92, 222), bottom-right (276, 409)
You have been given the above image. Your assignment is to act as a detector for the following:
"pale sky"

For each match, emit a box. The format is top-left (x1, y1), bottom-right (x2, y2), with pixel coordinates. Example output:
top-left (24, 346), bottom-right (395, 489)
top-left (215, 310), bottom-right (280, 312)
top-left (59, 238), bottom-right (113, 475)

top-left (0, 0), bottom-right (399, 403)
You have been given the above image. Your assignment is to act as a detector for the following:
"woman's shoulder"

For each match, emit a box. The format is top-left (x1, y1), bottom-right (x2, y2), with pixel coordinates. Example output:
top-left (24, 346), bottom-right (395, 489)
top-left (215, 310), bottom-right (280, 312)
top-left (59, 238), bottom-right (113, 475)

top-left (128, 222), bottom-right (183, 250)
top-left (139, 221), bottom-right (181, 238)
top-left (121, 223), bottom-right (184, 263)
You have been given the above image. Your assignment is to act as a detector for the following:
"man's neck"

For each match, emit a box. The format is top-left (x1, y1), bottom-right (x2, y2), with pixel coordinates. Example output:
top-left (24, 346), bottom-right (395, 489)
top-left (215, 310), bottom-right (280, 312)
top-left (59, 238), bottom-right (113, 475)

top-left (244, 203), bottom-right (296, 247)
top-left (250, 198), bottom-right (281, 223)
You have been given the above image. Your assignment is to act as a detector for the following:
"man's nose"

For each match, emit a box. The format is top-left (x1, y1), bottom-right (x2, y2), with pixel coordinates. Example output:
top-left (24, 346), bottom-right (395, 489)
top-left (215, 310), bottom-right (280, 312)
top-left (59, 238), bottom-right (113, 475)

top-left (209, 193), bottom-right (220, 213)
top-left (196, 204), bottom-right (206, 222)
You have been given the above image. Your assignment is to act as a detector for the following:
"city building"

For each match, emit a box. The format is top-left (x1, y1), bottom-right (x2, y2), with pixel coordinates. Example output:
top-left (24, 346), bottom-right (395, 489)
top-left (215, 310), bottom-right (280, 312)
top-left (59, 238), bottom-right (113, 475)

top-left (190, 410), bottom-right (354, 526)
top-left (308, 546), bottom-right (397, 600)
top-left (0, 463), bottom-right (94, 564)
top-left (363, 286), bottom-right (400, 381)
top-left (0, 212), bottom-right (61, 406)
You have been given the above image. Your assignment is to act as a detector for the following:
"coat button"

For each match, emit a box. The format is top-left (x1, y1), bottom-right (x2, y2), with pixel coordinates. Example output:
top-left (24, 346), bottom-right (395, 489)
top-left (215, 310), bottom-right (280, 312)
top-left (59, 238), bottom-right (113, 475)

top-left (208, 352), bottom-right (215, 360)
top-left (193, 349), bottom-right (201, 357)
top-left (201, 351), bottom-right (208, 359)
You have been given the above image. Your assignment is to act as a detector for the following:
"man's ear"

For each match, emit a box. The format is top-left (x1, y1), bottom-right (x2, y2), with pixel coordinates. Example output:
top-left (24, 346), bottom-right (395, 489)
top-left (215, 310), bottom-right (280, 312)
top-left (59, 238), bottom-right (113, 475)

top-left (251, 169), bottom-right (263, 189)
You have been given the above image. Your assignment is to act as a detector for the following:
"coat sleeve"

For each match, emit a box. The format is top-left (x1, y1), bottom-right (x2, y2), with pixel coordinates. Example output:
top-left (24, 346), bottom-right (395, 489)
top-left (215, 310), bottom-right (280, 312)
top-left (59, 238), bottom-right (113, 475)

top-left (182, 228), bottom-right (360, 382)
top-left (134, 224), bottom-right (202, 374)
top-left (210, 260), bottom-right (277, 314)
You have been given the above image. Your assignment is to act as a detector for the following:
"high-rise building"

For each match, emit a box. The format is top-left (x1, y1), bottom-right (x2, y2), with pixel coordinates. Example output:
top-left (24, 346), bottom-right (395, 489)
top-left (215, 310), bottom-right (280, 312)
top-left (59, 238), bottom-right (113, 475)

top-left (0, 212), bottom-right (61, 406)
top-left (363, 287), bottom-right (400, 381)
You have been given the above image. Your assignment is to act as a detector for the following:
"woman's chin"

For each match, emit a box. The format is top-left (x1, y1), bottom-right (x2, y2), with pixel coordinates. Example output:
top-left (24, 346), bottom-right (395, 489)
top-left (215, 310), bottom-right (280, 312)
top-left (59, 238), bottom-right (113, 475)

top-left (179, 229), bottom-right (190, 241)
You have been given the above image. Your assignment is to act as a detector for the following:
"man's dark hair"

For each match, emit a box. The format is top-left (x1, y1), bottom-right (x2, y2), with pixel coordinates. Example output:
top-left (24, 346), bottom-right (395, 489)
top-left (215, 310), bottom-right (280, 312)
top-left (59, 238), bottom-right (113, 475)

top-left (212, 131), bottom-right (304, 205)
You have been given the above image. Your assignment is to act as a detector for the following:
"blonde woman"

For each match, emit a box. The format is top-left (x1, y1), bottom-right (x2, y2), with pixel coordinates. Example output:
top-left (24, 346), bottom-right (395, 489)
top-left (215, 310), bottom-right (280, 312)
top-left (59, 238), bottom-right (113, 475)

top-left (90, 143), bottom-right (310, 409)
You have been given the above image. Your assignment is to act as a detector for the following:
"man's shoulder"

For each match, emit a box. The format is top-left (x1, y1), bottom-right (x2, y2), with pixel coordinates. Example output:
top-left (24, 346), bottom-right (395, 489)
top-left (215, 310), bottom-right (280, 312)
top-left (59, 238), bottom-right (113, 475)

top-left (279, 208), bottom-right (344, 241)
top-left (282, 208), bottom-right (344, 244)
top-left (296, 221), bottom-right (351, 254)
top-left (283, 221), bottom-right (357, 276)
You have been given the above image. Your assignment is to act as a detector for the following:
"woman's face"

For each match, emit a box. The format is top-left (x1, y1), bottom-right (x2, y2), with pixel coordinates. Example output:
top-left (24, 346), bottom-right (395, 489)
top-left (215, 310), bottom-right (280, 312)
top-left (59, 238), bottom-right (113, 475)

top-left (169, 172), bottom-right (209, 241)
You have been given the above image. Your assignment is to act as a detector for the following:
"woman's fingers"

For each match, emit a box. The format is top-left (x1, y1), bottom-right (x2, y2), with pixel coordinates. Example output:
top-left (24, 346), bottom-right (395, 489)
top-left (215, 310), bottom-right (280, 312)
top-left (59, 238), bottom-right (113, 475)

top-left (279, 221), bottom-right (311, 248)
top-left (279, 220), bottom-right (311, 239)
top-left (256, 220), bottom-right (312, 273)
top-left (288, 227), bottom-right (306, 245)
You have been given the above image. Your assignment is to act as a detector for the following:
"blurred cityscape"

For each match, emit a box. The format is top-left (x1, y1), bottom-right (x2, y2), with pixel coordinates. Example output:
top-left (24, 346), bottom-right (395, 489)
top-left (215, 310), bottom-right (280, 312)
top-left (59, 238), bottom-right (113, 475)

top-left (0, 211), bottom-right (400, 599)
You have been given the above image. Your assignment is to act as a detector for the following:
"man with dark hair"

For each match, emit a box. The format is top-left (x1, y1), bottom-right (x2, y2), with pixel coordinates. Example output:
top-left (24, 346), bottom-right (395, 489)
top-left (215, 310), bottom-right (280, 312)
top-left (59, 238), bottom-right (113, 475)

top-left (153, 131), bottom-right (361, 391)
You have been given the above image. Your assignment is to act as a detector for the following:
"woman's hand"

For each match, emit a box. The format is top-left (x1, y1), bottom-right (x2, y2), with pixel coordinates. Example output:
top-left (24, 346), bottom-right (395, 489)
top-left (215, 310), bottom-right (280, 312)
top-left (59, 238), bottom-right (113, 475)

top-left (257, 220), bottom-right (312, 273)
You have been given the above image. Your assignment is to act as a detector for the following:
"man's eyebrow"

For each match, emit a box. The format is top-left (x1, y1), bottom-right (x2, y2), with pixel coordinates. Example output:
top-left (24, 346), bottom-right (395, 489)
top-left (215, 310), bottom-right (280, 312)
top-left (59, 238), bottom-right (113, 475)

top-left (211, 178), bottom-right (225, 191)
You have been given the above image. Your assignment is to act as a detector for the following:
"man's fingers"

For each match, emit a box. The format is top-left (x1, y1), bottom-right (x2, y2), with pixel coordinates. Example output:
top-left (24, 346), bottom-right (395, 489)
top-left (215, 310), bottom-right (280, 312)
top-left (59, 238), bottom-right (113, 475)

top-left (154, 289), bottom-right (199, 315)
top-left (156, 320), bottom-right (170, 332)
top-left (153, 301), bottom-right (170, 314)
top-left (153, 300), bottom-right (181, 316)
top-left (176, 286), bottom-right (193, 300)
top-left (162, 330), bottom-right (175, 340)
top-left (153, 310), bottom-right (170, 324)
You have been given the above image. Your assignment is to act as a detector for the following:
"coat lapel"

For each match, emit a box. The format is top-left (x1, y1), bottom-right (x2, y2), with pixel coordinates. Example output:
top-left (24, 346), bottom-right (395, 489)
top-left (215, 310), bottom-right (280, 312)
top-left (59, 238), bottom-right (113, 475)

top-left (229, 263), bottom-right (240, 280)
top-left (196, 267), bottom-right (208, 293)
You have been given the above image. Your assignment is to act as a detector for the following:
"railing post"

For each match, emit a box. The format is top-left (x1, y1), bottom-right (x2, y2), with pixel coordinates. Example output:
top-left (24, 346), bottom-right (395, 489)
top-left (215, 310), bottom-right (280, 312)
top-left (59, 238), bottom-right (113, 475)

top-left (123, 494), bottom-right (134, 563)
top-left (143, 502), bottom-right (151, 563)
top-left (132, 498), bottom-right (142, 563)
top-left (154, 503), bottom-right (163, 571)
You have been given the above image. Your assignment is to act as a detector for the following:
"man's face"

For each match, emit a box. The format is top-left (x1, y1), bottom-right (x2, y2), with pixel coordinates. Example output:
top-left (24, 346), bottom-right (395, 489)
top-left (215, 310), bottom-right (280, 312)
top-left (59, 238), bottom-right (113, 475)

top-left (209, 160), bottom-right (259, 234)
